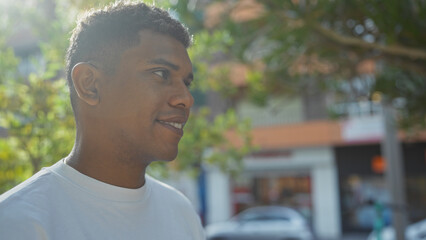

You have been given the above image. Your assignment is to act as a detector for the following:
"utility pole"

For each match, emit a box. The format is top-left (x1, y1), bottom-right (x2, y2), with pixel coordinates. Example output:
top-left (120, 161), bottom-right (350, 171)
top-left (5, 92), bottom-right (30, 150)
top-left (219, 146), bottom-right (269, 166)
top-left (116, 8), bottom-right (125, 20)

top-left (381, 100), bottom-right (407, 240)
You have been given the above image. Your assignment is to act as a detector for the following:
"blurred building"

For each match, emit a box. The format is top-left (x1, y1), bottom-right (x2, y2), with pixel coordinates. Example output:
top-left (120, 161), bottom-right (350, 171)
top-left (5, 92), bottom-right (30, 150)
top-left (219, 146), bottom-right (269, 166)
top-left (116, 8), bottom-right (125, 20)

top-left (201, 88), bottom-right (426, 240)
top-left (198, 2), bottom-right (426, 239)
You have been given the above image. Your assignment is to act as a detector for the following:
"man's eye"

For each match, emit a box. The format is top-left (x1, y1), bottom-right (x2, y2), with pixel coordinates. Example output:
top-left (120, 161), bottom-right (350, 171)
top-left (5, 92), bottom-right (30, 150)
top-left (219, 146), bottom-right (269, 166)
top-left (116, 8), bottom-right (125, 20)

top-left (153, 70), bottom-right (170, 79)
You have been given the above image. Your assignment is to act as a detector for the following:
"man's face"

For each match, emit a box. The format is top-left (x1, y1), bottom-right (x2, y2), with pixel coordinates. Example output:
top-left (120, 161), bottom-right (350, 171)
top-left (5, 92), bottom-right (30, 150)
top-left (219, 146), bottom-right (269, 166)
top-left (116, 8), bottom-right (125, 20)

top-left (96, 30), bottom-right (194, 165)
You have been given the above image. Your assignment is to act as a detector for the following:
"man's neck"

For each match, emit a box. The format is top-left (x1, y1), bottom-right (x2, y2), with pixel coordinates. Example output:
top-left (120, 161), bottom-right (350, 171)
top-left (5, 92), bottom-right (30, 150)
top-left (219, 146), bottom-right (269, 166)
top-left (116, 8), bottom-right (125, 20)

top-left (65, 149), bottom-right (147, 189)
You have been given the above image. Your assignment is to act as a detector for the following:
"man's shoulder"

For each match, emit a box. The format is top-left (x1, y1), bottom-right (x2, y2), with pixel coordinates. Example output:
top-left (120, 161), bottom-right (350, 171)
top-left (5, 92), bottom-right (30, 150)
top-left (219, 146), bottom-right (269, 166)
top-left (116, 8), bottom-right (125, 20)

top-left (0, 166), bottom-right (57, 212)
top-left (146, 175), bottom-right (183, 195)
top-left (0, 172), bottom-right (52, 239)
top-left (146, 176), bottom-right (205, 239)
top-left (0, 166), bottom-right (59, 238)
top-left (146, 175), bottom-right (193, 206)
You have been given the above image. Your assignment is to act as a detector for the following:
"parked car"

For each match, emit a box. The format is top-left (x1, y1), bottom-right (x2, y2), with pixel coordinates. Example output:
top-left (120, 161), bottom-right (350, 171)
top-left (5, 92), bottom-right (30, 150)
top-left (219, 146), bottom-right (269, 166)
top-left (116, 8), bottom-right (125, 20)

top-left (205, 206), bottom-right (314, 240)
top-left (367, 218), bottom-right (426, 240)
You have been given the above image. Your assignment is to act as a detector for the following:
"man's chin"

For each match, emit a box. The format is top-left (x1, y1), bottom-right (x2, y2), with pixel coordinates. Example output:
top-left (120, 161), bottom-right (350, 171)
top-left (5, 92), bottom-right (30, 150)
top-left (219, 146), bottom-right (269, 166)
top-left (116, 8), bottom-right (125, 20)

top-left (153, 151), bottom-right (178, 162)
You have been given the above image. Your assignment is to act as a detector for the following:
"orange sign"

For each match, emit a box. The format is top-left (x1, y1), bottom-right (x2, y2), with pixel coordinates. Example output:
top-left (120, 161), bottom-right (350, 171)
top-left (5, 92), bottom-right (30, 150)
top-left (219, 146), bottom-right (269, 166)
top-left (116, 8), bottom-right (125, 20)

top-left (372, 155), bottom-right (386, 174)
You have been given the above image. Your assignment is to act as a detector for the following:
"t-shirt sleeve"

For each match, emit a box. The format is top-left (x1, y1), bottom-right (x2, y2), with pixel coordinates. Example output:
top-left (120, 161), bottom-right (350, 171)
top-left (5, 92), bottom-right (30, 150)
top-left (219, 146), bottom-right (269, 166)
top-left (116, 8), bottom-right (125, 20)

top-left (189, 211), bottom-right (206, 240)
top-left (147, 176), bottom-right (206, 239)
top-left (0, 208), bottom-right (49, 240)
top-left (175, 191), bottom-right (206, 240)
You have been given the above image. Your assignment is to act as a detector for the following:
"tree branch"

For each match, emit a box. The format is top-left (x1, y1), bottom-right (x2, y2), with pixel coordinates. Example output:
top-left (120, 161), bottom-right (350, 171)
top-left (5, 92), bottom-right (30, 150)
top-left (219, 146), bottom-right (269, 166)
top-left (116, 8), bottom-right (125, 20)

top-left (313, 23), bottom-right (426, 61)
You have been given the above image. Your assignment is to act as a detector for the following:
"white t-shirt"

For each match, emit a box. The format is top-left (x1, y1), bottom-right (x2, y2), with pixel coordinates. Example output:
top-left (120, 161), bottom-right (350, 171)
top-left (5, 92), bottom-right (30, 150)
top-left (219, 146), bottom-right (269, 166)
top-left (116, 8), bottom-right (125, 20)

top-left (0, 160), bottom-right (205, 240)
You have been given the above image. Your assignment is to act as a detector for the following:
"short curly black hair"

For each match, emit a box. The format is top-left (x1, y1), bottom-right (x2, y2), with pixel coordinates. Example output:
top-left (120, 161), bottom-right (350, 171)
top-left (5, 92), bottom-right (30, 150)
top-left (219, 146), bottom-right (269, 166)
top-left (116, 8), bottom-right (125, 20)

top-left (65, 1), bottom-right (192, 113)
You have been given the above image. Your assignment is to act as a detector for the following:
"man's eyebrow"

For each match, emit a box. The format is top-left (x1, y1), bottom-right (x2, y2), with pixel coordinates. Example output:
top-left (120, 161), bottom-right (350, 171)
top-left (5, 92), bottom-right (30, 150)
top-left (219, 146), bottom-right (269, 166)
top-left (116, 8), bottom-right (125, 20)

top-left (148, 58), bottom-right (180, 71)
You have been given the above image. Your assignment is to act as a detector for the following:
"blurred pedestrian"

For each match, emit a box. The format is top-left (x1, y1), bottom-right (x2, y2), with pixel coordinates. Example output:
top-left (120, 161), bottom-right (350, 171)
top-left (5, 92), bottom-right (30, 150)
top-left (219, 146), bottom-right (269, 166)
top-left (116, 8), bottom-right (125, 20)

top-left (0, 2), bottom-right (204, 239)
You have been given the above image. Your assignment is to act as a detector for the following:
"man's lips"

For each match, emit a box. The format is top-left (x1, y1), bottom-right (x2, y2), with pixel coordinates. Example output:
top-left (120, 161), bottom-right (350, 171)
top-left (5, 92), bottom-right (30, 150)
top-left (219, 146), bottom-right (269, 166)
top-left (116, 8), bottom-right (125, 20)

top-left (157, 120), bottom-right (184, 130)
top-left (156, 116), bottom-right (187, 137)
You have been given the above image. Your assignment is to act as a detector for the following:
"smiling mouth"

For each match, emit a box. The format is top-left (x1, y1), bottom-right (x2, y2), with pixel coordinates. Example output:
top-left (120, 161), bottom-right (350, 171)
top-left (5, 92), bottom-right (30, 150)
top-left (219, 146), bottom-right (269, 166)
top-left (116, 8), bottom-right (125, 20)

top-left (157, 120), bottom-right (184, 130)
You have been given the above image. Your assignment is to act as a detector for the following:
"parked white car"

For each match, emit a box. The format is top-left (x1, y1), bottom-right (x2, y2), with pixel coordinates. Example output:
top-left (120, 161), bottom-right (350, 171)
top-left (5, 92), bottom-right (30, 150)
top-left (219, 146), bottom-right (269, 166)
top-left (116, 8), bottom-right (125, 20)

top-left (367, 218), bottom-right (426, 240)
top-left (205, 206), bottom-right (314, 240)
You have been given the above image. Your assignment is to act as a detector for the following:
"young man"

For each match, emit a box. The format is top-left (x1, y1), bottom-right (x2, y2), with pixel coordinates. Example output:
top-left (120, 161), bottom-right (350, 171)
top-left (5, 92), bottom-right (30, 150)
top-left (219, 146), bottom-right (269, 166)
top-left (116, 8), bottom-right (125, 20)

top-left (0, 2), bottom-right (205, 239)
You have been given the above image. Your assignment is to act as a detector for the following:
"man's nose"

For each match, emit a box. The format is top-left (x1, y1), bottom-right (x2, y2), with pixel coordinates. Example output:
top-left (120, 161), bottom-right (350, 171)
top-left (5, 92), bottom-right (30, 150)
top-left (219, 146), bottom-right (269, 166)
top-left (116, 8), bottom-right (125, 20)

top-left (169, 81), bottom-right (194, 109)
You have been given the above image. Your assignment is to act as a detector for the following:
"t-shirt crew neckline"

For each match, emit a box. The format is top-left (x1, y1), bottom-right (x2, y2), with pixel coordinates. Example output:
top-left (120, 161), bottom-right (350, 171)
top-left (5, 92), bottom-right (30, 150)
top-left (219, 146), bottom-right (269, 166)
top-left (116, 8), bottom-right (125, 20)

top-left (47, 159), bottom-right (150, 203)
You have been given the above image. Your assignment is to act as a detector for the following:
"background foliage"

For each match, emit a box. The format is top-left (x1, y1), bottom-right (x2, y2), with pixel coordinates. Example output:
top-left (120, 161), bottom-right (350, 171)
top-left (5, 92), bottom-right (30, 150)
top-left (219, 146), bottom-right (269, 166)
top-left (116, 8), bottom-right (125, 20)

top-left (174, 0), bottom-right (426, 129)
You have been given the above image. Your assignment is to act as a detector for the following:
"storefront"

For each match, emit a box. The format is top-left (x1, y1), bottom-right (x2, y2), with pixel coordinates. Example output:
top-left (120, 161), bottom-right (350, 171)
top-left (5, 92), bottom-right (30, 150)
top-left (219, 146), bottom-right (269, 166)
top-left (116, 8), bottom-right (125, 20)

top-left (335, 142), bottom-right (426, 233)
top-left (232, 171), bottom-right (312, 221)
top-left (211, 147), bottom-right (342, 240)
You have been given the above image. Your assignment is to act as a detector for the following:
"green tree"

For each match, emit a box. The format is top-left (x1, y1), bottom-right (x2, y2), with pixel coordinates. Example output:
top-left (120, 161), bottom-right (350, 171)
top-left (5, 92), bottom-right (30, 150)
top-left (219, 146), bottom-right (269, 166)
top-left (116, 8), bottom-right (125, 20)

top-left (0, 0), bottom-right (76, 192)
top-left (178, 0), bottom-right (426, 129)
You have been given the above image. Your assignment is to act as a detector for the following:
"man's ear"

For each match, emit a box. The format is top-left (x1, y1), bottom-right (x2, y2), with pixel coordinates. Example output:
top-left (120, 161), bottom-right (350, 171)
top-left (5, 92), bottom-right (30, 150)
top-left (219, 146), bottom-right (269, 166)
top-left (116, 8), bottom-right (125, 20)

top-left (71, 62), bottom-right (100, 106)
